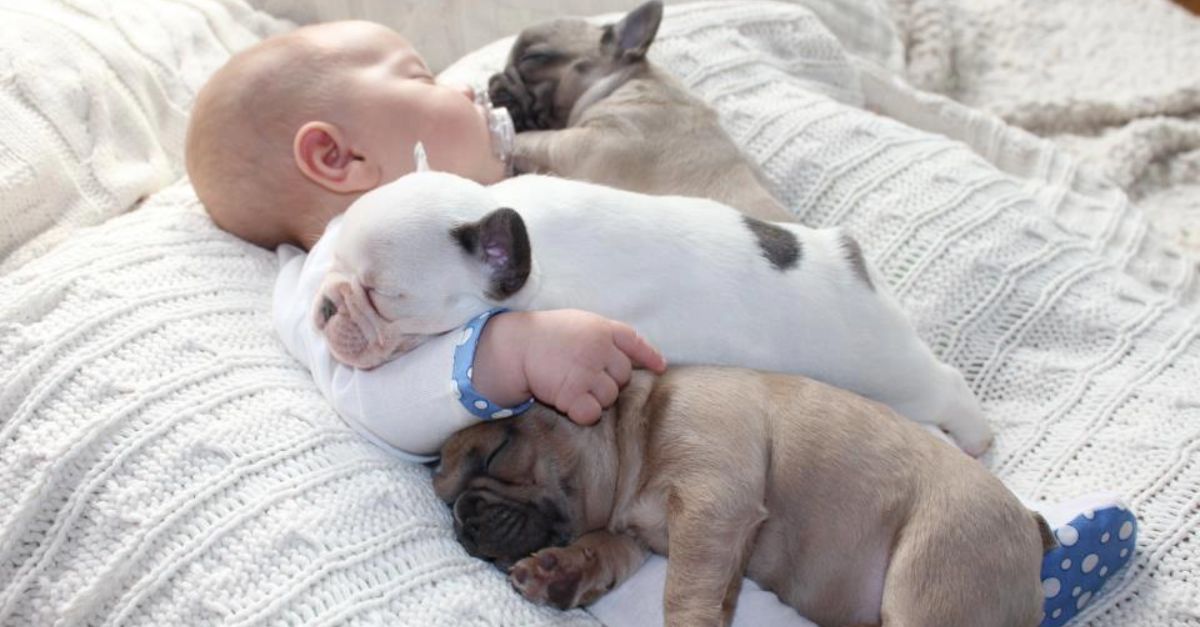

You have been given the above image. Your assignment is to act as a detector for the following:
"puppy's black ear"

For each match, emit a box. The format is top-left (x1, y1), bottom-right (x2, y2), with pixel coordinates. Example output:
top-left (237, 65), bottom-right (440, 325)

top-left (607, 0), bottom-right (662, 62)
top-left (452, 207), bottom-right (532, 300)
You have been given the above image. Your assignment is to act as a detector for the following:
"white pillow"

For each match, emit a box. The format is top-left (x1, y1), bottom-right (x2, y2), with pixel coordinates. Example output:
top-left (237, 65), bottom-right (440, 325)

top-left (0, 0), bottom-right (287, 274)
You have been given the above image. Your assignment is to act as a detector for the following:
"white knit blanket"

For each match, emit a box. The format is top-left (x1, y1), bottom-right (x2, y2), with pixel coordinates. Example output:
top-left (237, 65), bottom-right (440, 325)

top-left (0, 0), bottom-right (286, 274)
top-left (2, 1), bottom-right (1199, 626)
top-left (891, 0), bottom-right (1200, 256)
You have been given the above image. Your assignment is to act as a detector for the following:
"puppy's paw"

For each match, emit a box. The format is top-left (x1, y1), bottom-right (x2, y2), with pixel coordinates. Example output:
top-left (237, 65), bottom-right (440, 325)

top-left (961, 431), bottom-right (995, 458)
top-left (948, 420), bottom-right (994, 458)
top-left (509, 546), bottom-right (597, 610)
top-left (510, 136), bottom-right (554, 176)
top-left (510, 152), bottom-right (545, 177)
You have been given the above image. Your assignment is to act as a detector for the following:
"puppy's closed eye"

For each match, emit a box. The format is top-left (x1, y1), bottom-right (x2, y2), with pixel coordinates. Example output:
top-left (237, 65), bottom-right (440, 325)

top-left (519, 50), bottom-right (560, 69)
top-left (363, 286), bottom-right (404, 320)
top-left (484, 436), bottom-right (510, 472)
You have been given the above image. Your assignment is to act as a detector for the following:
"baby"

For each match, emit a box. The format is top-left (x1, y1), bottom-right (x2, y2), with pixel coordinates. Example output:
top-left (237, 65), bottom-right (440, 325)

top-left (185, 20), bottom-right (1133, 627)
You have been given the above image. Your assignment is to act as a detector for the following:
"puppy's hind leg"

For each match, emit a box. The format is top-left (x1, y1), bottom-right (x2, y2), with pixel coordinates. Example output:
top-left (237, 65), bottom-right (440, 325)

top-left (837, 261), bottom-right (993, 456)
top-left (879, 519), bottom-right (1042, 627)
top-left (927, 364), bottom-right (993, 457)
top-left (860, 297), bottom-right (992, 455)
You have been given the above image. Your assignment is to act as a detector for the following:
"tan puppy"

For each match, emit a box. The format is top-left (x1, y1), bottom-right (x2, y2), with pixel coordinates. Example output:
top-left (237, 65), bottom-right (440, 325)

top-left (434, 367), bottom-right (1053, 627)
top-left (487, 0), bottom-right (792, 222)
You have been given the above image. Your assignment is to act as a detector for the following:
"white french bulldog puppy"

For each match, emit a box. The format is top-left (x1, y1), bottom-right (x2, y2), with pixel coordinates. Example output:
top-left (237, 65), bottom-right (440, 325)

top-left (314, 163), bottom-right (994, 455)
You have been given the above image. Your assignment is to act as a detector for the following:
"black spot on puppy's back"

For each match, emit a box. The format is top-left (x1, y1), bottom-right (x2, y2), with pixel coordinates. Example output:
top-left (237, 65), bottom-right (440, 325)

top-left (742, 215), bottom-right (800, 271)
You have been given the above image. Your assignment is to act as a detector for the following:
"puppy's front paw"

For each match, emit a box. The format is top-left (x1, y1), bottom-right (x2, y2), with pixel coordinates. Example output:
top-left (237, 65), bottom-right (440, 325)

top-left (510, 136), bottom-right (554, 176)
top-left (946, 419), bottom-right (994, 458)
top-left (961, 430), bottom-right (994, 458)
top-left (509, 546), bottom-right (597, 610)
top-left (510, 152), bottom-right (544, 176)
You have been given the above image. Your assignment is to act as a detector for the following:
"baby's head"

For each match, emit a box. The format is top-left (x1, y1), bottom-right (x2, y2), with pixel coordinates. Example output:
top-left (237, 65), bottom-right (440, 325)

top-left (186, 21), bottom-right (507, 249)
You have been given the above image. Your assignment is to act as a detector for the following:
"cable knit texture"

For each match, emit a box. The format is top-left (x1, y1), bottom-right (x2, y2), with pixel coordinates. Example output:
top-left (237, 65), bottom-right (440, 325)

top-left (890, 0), bottom-right (1200, 255)
top-left (243, 0), bottom-right (905, 75)
top-left (2, 1), bottom-right (1199, 625)
top-left (0, 0), bottom-right (286, 274)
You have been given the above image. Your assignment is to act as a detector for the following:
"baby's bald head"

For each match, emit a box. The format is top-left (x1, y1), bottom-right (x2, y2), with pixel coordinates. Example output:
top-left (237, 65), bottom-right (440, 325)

top-left (186, 22), bottom-right (372, 249)
top-left (187, 21), bottom-right (505, 250)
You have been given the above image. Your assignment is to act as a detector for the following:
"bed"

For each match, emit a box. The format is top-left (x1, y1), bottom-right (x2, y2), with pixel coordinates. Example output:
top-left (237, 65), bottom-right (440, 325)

top-left (1, 1), bottom-right (1197, 625)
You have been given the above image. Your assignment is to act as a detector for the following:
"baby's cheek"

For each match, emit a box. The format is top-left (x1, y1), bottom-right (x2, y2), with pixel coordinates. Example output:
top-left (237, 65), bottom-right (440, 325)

top-left (451, 106), bottom-right (499, 176)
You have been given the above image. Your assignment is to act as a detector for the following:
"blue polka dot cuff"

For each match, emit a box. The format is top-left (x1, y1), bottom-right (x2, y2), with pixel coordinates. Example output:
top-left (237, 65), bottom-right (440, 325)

top-left (451, 308), bottom-right (535, 420)
top-left (1040, 504), bottom-right (1137, 626)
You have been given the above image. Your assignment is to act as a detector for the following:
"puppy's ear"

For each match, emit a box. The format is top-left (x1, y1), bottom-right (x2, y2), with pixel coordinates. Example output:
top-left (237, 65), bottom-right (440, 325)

top-left (432, 439), bottom-right (479, 504)
top-left (606, 0), bottom-right (663, 63)
top-left (452, 207), bottom-right (532, 300)
top-left (433, 420), bottom-right (512, 503)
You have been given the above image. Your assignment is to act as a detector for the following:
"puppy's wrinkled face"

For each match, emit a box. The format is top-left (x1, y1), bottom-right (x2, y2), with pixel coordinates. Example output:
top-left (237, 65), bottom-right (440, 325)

top-left (433, 409), bottom-right (585, 568)
top-left (488, 0), bottom-right (663, 131)
top-left (315, 171), bottom-right (533, 369)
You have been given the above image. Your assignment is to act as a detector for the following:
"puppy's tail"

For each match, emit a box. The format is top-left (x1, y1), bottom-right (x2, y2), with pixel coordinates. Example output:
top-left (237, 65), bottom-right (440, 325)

top-left (1033, 512), bottom-right (1057, 553)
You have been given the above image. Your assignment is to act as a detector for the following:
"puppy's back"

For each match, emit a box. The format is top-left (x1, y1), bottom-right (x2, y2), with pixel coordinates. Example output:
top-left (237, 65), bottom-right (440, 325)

top-left (638, 366), bottom-right (1042, 625)
top-left (573, 68), bottom-right (789, 221)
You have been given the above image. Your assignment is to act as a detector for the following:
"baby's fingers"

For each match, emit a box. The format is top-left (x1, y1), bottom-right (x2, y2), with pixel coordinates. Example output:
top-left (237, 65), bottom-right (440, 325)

top-left (566, 393), bottom-right (603, 426)
top-left (556, 369), bottom-right (601, 425)
top-left (590, 372), bottom-right (620, 409)
top-left (605, 351), bottom-right (632, 388)
top-left (610, 324), bottom-right (666, 373)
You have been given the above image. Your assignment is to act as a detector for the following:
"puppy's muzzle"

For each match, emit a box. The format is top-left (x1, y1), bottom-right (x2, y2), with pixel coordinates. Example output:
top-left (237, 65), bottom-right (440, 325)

top-left (314, 288), bottom-right (370, 364)
top-left (452, 490), bottom-right (568, 567)
top-left (318, 297), bottom-right (337, 325)
top-left (313, 280), bottom-right (399, 370)
top-left (488, 66), bottom-right (559, 132)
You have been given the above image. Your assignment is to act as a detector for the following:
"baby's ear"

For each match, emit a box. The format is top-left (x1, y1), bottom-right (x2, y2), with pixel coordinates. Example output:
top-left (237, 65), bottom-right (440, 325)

top-left (452, 207), bottom-right (531, 300)
top-left (294, 121), bottom-right (379, 193)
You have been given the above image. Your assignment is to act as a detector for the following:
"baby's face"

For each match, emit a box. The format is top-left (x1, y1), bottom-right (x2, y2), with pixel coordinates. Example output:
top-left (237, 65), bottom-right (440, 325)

top-left (313, 24), bottom-right (506, 186)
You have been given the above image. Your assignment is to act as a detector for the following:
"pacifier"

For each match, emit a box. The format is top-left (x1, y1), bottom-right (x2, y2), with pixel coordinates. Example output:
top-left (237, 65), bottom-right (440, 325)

top-left (475, 86), bottom-right (515, 175)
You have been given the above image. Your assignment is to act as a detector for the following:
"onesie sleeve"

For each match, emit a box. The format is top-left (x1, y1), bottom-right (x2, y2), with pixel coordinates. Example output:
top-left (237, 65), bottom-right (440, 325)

top-left (272, 220), bottom-right (484, 462)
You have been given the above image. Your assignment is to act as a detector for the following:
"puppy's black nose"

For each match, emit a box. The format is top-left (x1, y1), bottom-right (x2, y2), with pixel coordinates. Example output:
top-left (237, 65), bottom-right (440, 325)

top-left (320, 297), bottom-right (337, 323)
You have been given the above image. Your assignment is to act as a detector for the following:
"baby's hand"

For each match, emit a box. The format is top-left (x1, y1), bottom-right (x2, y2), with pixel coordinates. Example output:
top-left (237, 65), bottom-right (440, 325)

top-left (473, 309), bottom-right (667, 425)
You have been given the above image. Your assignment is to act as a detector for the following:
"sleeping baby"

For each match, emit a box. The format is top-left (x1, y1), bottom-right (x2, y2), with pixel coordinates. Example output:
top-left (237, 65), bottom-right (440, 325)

top-left (185, 19), bottom-right (1134, 627)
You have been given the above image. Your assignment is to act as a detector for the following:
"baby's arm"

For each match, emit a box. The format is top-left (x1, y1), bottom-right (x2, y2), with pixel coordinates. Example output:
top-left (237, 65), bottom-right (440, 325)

top-left (273, 234), bottom-right (664, 460)
top-left (274, 244), bottom-right (476, 460)
top-left (475, 309), bottom-right (666, 424)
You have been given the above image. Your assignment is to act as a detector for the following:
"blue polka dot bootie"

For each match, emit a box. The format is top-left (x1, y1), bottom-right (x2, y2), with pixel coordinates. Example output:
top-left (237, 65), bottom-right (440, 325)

top-left (1037, 493), bottom-right (1137, 626)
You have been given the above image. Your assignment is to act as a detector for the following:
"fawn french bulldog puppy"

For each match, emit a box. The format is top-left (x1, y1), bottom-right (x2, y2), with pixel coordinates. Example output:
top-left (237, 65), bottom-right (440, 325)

top-left (433, 367), bottom-right (1053, 627)
top-left (487, 0), bottom-right (792, 222)
top-left (315, 168), bottom-right (993, 454)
